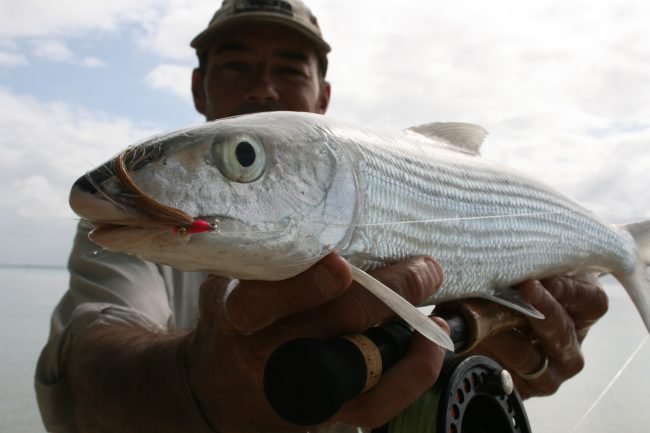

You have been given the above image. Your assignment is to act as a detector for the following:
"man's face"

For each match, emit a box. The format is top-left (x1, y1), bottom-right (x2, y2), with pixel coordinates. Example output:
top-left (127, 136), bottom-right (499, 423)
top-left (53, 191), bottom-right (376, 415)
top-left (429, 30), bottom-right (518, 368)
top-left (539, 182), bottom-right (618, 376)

top-left (192, 23), bottom-right (330, 120)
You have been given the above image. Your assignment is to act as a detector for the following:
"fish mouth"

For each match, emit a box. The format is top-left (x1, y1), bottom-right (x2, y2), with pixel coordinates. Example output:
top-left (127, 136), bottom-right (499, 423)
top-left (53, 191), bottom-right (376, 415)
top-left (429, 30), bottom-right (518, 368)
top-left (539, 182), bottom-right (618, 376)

top-left (86, 220), bottom-right (173, 244)
top-left (89, 221), bottom-right (172, 235)
top-left (70, 169), bottom-right (200, 232)
top-left (71, 182), bottom-right (285, 245)
top-left (86, 217), bottom-right (218, 253)
top-left (88, 217), bottom-right (215, 235)
top-left (71, 171), bottom-right (287, 250)
top-left (70, 186), bottom-right (176, 232)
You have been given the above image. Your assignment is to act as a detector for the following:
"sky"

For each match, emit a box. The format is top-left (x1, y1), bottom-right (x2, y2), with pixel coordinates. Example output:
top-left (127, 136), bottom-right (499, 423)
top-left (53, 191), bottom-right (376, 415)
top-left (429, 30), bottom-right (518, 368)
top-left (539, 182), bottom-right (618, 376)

top-left (0, 0), bottom-right (649, 267)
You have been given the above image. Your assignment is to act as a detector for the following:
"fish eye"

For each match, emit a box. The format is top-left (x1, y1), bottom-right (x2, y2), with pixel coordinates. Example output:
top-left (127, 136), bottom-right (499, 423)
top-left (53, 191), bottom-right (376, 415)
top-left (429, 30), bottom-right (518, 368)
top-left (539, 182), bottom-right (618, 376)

top-left (212, 134), bottom-right (266, 182)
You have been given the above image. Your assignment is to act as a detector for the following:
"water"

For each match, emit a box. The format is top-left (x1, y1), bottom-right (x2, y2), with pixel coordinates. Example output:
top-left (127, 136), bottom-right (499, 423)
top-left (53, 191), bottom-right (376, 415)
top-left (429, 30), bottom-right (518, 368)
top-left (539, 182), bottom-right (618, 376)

top-left (525, 276), bottom-right (650, 432)
top-left (0, 266), bottom-right (68, 433)
top-left (1, 268), bottom-right (648, 432)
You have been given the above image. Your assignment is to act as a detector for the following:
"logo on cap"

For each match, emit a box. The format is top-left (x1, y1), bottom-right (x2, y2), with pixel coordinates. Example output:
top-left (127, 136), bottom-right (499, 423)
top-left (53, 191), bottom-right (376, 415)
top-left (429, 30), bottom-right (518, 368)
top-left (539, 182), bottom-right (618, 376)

top-left (234, 0), bottom-right (294, 17)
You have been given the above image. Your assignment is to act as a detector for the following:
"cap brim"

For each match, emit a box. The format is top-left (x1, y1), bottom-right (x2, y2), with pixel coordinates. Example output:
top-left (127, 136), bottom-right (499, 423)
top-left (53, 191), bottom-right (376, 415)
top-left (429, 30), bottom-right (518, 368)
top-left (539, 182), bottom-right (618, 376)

top-left (190, 13), bottom-right (331, 54)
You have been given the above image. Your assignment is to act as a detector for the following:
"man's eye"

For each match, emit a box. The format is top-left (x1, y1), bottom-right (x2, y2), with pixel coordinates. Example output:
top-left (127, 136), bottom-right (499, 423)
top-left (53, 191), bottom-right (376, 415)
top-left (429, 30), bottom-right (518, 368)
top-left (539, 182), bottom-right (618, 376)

top-left (223, 62), bottom-right (249, 72)
top-left (277, 67), bottom-right (305, 77)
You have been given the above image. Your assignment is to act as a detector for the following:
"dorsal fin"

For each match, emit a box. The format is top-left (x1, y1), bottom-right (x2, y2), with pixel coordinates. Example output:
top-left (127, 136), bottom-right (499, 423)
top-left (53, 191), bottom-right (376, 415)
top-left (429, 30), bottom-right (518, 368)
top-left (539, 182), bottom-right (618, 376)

top-left (406, 122), bottom-right (488, 154)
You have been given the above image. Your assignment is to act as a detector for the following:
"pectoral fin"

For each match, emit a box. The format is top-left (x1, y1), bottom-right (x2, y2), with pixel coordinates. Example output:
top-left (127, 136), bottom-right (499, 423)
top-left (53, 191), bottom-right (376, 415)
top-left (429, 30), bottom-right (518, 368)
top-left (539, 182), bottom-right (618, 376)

top-left (350, 266), bottom-right (454, 351)
top-left (482, 287), bottom-right (545, 319)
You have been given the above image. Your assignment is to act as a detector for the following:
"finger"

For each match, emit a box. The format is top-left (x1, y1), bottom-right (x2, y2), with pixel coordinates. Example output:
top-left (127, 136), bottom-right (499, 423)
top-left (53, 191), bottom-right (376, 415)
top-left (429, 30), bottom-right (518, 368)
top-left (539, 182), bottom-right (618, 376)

top-left (293, 256), bottom-right (444, 337)
top-left (368, 256), bottom-right (444, 307)
top-left (474, 330), bottom-right (545, 378)
top-left (223, 253), bottom-right (353, 333)
top-left (336, 317), bottom-right (449, 429)
top-left (540, 276), bottom-right (609, 334)
top-left (473, 331), bottom-right (566, 398)
top-left (517, 280), bottom-right (584, 377)
top-left (195, 275), bottom-right (236, 335)
top-left (512, 363), bottom-right (565, 398)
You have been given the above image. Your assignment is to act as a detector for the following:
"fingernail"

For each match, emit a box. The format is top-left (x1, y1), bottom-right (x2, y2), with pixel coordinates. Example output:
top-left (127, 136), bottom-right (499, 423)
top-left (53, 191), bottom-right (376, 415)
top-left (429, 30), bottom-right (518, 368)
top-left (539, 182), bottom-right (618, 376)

top-left (221, 280), bottom-right (253, 332)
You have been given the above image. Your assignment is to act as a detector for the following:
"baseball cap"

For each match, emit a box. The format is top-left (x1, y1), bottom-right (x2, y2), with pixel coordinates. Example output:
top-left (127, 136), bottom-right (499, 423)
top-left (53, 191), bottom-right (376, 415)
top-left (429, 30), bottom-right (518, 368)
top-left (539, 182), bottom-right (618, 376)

top-left (190, 0), bottom-right (331, 57)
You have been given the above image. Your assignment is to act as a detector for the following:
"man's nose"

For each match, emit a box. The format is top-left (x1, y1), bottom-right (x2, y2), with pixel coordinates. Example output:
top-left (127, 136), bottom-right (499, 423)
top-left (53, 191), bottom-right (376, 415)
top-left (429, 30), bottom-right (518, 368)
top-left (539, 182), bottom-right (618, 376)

top-left (245, 68), bottom-right (279, 103)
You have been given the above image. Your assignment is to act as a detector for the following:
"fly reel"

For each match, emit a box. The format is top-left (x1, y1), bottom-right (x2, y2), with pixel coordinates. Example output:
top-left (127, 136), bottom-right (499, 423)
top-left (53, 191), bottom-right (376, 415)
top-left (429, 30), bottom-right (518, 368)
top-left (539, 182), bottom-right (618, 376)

top-left (377, 355), bottom-right (531, 433)
top-left (264, 299), bottom-right (534, 432)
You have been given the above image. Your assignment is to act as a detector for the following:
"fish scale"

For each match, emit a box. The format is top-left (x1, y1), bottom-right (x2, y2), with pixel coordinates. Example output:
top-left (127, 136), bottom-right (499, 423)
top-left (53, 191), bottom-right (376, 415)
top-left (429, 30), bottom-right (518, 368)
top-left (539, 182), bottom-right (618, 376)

top-left (68, 111), bottom-right (650, 344)
top-left (343, 125), bottom-right (636, 305)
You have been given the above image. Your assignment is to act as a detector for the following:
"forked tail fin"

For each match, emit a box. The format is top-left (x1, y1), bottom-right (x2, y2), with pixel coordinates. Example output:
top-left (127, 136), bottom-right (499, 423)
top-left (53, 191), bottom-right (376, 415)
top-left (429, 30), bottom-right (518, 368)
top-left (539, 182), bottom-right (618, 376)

top-left (616, 220), bottom-right (650, 332)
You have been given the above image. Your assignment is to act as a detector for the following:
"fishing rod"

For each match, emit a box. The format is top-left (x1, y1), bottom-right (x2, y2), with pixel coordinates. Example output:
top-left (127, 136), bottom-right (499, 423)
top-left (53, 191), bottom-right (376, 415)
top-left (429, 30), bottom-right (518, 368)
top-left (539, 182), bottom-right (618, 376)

top-left (264, 299), bottom-right (532, 432)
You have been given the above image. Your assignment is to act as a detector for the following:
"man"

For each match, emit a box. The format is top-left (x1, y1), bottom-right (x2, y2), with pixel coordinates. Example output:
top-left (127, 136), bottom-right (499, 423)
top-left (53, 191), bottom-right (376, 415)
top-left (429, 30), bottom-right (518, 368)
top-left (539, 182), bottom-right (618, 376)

top-left (35, 1), bottom-right (608, 432)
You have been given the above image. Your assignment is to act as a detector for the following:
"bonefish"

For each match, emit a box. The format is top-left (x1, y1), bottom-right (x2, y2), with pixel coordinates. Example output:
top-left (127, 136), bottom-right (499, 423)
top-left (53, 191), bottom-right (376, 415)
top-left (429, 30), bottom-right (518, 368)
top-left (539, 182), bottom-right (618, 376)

top-left (69, 111), bottom-right (650, 350)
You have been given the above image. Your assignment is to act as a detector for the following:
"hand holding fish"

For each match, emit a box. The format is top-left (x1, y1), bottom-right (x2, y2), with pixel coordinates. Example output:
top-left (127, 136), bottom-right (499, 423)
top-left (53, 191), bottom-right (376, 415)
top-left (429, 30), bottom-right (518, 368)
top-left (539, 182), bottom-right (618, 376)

top-left (470, 275), bottom-right (609, 398)
top-left (184, 253), bottom-right (449, 432)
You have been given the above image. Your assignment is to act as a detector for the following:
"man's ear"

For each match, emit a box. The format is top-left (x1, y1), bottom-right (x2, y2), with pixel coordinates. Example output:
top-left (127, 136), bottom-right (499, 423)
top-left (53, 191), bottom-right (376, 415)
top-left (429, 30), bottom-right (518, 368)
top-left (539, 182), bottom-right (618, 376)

top-left (191, 68), bottom-right (207, 116)
top-left (316, 81), bottom-right (331, 114)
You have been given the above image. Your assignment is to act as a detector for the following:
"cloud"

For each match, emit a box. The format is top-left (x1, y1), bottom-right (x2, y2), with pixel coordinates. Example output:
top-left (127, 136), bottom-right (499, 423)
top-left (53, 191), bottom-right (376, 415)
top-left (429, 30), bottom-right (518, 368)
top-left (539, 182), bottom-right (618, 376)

top-left (0, 87), bottom-right (162, 265)
top-left (569, 129), bottom-right (650, 221)
top-left (0, 0), bottom-right (204, 62)
top-left (0, 0), bottom-right (161, 38)
top-left (0, 87), bottom-right (159, 222)
top-left (145, 63), bottom-right (194, 100)
top-left (29, 40), bottom-right (108, 67)
top-left (80, 57), bottom-right (106, 68)
top-left (1, 175), bottom-right (69, 219)
top-left (0, 50), bottom-right (27, 67)
top-left (317, 1), bottom-right (650, 128)
top-left (480, 126), bottom-right (650, 222)
top-left (32, 40), bottom-right (74, 62)
top-left (137, 0), bottom-right (213, 61)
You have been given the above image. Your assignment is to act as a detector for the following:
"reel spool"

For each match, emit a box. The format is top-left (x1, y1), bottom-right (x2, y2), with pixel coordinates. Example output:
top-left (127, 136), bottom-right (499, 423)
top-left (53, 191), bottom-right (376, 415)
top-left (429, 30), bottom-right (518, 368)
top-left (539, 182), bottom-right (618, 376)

top-left (378, 355), bottom-right (531, 433)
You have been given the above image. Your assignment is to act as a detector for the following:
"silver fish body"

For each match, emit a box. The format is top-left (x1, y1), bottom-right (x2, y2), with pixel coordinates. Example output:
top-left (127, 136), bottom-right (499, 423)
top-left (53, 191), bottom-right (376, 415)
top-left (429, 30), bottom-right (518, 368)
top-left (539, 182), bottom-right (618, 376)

top-left (341, 124), bottom-right (636, 306)
top-left (69, 111), bottom-right (650, 334)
